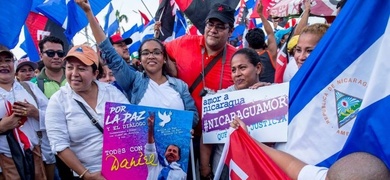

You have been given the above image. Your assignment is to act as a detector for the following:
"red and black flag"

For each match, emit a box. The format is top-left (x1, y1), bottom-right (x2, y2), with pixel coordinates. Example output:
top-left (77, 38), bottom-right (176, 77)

top-left (175, 0), bottom-right (240, 34)
top-left (155, 0), bottom-right (176, 41)
top-left (21, 12), bottom-right (71, 61)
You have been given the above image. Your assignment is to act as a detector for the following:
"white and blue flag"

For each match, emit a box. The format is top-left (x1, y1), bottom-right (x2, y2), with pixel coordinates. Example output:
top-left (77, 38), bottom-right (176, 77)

top-left (141, 19), bottom-right (156, 42)
top-left (276, 0), bottom-right (390, 168)
top-left (123, 24), bottom-right (142, 56)
top-left (36, 0), bottom-right (109, 41)
top-left (103, 3), bottom-right (119, 37)
top-left (0, 0), bottom-right (32, 48)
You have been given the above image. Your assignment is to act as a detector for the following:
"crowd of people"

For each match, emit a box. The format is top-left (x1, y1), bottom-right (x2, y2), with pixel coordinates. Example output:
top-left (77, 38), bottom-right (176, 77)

top-left (1, 0), bottom-right (389, 179)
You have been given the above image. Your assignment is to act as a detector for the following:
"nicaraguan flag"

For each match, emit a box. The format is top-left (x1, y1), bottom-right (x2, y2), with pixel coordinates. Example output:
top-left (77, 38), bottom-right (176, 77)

top-left (141, 19), bottom-right (156, 42)
top-left (36, 0), bottom-right (109, 41)
top-left (123, 24), bottom-right (142, 56)
top-left (0, 0), bottom-right (32, 48)
top-left (275, 0), bottom-right (390, 168)
top-left (103, 3), bottom-right (119, 37)
top-left (164, 10), bottom-right (188, 42)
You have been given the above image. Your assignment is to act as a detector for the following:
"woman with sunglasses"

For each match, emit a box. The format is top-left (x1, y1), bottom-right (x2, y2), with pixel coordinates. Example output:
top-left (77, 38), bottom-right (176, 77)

top-left (77, 0), bottom-right (198, 128)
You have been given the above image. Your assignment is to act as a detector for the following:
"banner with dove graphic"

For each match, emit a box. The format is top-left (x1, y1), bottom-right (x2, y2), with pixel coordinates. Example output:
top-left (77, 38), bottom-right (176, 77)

top-left (102, 102), bottom-right (193, 180)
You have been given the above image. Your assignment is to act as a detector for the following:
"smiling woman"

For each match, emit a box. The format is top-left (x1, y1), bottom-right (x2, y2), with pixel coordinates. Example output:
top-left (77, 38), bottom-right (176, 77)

top-left (44, 44), bottom-right (130, 179)
top-left (0, 45), bottom-right (55, 180)
top-left (75, 0), bottom-right (199, 129)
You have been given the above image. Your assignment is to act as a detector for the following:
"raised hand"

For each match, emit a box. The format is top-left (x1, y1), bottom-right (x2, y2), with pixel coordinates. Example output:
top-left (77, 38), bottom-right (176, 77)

top-left (256, 0), bottom-right (264, 16)
top-left (147, 112), bottom-right (155, 127)
top-left (75, 0), bottom-right (92, 12)
top-left (304, 0), bottom-right (311, 11)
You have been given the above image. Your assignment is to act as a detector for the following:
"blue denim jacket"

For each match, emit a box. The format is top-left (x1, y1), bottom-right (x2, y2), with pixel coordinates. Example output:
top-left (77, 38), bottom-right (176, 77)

top-left (99, 38), bottom-right (199, 127)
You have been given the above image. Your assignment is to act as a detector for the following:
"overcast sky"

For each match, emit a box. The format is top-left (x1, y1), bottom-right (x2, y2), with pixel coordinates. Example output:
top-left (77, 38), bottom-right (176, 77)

top-left (11, 0), bottom-right (159, 59)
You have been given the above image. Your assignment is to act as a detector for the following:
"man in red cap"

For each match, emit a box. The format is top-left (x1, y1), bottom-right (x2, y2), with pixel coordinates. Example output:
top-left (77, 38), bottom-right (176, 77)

top-left (109, 33), bottom-right (132, 64)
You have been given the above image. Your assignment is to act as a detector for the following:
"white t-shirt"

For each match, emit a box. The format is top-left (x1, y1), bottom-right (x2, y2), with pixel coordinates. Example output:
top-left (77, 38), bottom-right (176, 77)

top-left (139, 80), bottom-right (184, 110)
top-left (283, 56), bottom-right (298, 82)
top-left (298, 165), bottom-right (328, 180)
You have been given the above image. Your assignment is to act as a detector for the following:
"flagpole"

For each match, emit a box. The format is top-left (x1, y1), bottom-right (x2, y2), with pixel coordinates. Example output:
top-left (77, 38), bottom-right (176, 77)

top-left (190, 139), bottom-right (196, 180)
top-left (140, 0), bottom-right (154, 18)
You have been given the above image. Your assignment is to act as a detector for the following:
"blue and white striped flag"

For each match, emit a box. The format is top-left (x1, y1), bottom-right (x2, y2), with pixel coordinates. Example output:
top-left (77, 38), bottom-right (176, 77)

top-left (141, 19), bottom-right (156, 42)
top-left (103, 3), bottom-right (119, 37)
top-left (276, 0), bottom-right (390, 168)
top-left (123, 24), bottom-right (142, 56)
top-left (164, 10), bottom-right (187, 42)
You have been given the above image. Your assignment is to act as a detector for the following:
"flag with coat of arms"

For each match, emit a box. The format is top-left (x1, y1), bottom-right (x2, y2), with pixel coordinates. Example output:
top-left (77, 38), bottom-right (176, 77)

top-left (275, 0), bottom-right (390, 169)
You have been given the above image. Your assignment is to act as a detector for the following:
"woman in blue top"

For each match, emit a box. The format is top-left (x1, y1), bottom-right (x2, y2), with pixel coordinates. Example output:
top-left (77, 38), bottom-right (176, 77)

top-left (77, 0), bottom-right (198, 128)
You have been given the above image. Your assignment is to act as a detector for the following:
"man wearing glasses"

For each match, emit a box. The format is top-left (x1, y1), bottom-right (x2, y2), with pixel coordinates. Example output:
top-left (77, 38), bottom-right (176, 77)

top-left (156, 3), bottom-right (237, 179)
top-left (32, 35), bottom-right (72, 180)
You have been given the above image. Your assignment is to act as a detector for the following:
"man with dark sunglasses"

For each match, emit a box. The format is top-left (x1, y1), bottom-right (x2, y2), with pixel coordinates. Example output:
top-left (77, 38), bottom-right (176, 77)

top-left (32, 36), bottom-right (67, 99)
top-left (31, 35), bottom-right (72, 180)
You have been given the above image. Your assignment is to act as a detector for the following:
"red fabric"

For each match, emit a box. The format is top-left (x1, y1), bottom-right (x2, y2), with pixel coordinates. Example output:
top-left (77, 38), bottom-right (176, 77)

top-left (223, 127), bottom-right (290, 179)
top-left (138, 10), bottom-right (150, 26)
top-left (187, 25), bottom-right (200, 35)
top-left (5, 101), bottom-right (30, 150)
top-left (250, 0), bottom-right (272, 19)
top-left (248, 19), bottom-right (256, 30)
top-left (25, 12), bottom-right (48, 52)
top-left (274, 46), bottom-right (288, 83)
top-left (165, 35), bottom-right (236, 134)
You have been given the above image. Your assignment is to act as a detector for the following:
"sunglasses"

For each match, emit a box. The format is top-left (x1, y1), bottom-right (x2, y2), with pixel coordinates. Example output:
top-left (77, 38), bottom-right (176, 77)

top-left (43, 50), bottom-right (65, 58)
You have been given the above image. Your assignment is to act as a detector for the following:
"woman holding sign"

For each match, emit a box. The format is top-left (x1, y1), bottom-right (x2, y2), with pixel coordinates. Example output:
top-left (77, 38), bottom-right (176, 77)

top-left (200, 48), bottom-right (271, 178)
top-left (45, 45), bottom-right (129, 179)
top-left (76, 0), bottom-right (198, 128)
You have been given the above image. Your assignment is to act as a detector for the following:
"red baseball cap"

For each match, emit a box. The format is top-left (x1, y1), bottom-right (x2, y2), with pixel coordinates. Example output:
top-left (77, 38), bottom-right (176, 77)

top-left (109, 33), bottom-right (133, 45)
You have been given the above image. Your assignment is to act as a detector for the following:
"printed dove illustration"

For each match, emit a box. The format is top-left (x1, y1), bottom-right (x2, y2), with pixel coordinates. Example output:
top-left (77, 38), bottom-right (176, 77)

top-left (158, 111), bottom-right (172, 127)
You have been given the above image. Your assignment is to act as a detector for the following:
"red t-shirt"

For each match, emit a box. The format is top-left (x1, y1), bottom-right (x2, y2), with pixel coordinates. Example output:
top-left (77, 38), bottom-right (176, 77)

top-left (165, 35), bottom-right (236, 133)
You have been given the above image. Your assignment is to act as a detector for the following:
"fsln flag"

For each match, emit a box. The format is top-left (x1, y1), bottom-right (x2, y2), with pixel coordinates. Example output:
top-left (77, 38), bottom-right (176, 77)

top-left (155, 0), bottom-right (176, 41)
top-left (175, 0), bottom-right (240, 34)
top-left (215, 127), bottom-right (289, 180)
top-left (21, 12), bottom-right (71, 61)
top-left (104, 3), bottom-right (119, 37)
top-left (275, 0), bottom-right (390, 168)
top-left (36, 0), bottom-right (110, 41)
top-left (0, 0), bottom-right (32, 48)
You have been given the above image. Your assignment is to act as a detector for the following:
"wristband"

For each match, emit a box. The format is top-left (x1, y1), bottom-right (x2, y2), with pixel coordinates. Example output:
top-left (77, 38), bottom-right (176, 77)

top-left (79, 169), bottom-right (89, 179)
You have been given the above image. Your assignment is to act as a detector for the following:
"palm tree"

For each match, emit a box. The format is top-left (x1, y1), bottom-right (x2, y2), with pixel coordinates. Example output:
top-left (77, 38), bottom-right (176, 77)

top-left (115, 10), bottom-right (128, 33)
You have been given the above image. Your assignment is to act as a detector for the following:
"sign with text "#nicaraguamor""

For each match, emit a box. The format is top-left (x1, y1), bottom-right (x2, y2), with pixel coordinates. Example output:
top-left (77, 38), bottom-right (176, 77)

top-left (202, 83), bottom-right (289, 144)
top-left (102, 102), bottom-right (193, 180)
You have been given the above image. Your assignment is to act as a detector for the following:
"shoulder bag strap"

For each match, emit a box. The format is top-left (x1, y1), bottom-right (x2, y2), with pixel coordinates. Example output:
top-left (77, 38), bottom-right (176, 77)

top-left (188, 46), bottom-right (226, 94)
top-left (20, 81), bottom-right (38, 104)
top-left (74, 99), bottom-right (103, 133)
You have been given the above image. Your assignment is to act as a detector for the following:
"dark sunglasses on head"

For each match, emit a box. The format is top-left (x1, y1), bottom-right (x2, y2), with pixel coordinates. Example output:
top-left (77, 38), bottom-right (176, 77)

top-left (43, 50), bottom-right (65, 58)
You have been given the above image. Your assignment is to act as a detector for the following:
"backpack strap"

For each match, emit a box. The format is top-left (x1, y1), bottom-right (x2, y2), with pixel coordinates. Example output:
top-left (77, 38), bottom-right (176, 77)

top-left (36, 77), bottom-right (45, 93)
